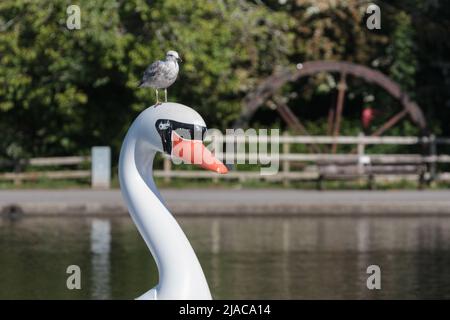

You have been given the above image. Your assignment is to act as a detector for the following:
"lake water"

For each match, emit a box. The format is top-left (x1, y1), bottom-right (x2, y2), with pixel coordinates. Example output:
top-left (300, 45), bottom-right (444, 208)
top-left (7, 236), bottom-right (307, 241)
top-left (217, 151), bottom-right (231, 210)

top-left (1, 215), bottom-right (450, 299)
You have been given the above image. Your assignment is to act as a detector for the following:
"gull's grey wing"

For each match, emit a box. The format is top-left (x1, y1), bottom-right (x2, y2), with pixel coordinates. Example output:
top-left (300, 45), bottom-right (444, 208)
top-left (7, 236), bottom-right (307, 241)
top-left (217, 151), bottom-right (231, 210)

top-left (144, 60), bottom-right (163, 79)
top-left (138, 60), bottom-right (164, 87)
top-left (138, 59), bottom-right (178, 88)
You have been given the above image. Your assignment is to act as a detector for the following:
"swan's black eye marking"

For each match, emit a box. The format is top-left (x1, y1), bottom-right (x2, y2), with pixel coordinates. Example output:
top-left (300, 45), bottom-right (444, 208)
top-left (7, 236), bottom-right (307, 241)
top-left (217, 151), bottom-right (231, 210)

top-left (155, 119), bottom-right (207, 154)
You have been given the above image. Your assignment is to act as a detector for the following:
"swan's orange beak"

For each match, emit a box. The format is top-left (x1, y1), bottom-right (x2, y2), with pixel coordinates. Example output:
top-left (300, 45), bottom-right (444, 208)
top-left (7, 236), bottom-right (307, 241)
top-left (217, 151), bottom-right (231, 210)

top-left (171, 132), bottom-right (228, 174)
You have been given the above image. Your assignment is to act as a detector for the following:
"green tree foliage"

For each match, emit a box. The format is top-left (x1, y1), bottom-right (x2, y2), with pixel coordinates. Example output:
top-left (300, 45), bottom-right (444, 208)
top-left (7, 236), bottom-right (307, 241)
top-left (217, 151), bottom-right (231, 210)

top-left (0, 0), bottom-right (135, 158)
top-left (386, 11), bottom-right (417, 91)
top-left (0, 0), bottom-right (293, 159)
top-left (0, 0), bottom-right (449, 160)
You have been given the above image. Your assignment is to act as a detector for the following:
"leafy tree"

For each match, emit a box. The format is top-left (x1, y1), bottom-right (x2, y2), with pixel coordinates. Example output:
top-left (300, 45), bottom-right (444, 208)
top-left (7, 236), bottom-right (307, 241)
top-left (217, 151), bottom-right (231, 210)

top-left (0, 0), bottom-right (294, 160)
top-left (1, 0), bottom-right (450, 163)
top-left (386, 11), bottom-right (417, 92)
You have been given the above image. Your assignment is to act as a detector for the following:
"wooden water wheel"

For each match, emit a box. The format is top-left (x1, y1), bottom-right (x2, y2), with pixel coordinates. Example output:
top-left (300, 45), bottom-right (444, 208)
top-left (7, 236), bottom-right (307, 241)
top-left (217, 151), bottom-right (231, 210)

top-left (235, 61), bottom-right (428, 153)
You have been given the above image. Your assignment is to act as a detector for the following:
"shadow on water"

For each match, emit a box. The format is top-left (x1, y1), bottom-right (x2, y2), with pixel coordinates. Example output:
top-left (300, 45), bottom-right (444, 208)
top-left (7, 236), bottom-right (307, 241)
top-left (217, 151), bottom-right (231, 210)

top-left (1, 215), bottom-right (450, 299)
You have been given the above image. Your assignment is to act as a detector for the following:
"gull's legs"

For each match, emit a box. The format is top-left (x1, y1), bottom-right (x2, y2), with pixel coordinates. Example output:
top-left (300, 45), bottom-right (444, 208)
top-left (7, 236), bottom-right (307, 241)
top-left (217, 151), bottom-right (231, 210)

top-left (155, 89), bottom-right (160, 105)
top-left (164, 89), bottom-right (168, 102)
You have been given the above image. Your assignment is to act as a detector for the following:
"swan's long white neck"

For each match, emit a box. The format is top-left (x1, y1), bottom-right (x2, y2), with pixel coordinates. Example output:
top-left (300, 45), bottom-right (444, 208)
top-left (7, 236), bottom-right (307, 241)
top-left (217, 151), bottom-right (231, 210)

top-left (118, 116), bottom-right (212, 300)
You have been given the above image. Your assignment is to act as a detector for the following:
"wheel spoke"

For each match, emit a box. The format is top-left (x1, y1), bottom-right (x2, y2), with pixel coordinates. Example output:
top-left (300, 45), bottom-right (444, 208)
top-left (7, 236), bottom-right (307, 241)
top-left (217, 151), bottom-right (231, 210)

top-left (270, 99), bottom-right (321, 153)
top-left (370, 109), bottom-right (408, 137)
top-left (331, 72), bottom-right (347, 153)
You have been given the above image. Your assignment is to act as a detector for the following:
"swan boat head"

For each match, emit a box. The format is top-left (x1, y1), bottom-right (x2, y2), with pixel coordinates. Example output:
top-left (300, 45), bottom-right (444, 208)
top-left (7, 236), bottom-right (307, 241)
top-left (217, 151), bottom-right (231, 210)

top-left (119, 102), bottom-right (227, 300)
top-left (133, 102), bottom-right (227, 174)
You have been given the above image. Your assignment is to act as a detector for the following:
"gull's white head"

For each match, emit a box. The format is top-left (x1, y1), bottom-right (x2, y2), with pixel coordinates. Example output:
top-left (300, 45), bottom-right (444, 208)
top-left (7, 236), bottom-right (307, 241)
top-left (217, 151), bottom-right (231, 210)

top-left (166, 50), bottom-right (181, 62)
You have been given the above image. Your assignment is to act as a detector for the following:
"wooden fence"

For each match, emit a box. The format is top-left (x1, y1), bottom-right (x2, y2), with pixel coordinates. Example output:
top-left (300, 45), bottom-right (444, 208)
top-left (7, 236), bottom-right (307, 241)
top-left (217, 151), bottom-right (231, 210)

top-left (155, 134), bottom-right (450, 188)
top-left (0, 156), bottom-right (91, 186)
top-left (2, 134), bottom-right (450, 189)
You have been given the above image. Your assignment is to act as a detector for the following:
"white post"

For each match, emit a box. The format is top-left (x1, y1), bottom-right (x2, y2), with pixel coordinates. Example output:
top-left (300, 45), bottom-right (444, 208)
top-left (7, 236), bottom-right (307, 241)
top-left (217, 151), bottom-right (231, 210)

top-left (91, 146), bottom-right (111, 189)
top-left (357, 132), bottom-right (366, 175)
top-left (282, 132), bottom-right (290, 187)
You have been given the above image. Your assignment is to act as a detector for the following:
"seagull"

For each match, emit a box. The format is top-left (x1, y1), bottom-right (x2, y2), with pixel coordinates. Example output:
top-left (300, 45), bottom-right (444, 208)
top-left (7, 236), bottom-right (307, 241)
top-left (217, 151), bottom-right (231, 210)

top-left (138, 50), bottom-right (181, 105)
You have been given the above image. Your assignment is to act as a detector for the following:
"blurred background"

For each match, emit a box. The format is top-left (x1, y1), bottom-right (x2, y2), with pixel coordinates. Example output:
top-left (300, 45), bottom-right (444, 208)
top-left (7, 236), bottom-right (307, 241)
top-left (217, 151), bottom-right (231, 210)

top-left (1, 0), bottom-right (450, 300)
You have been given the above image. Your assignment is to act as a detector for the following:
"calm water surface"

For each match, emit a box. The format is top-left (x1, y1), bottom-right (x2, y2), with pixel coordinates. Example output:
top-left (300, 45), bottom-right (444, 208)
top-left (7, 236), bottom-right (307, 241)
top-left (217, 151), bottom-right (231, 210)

top-left (1, 215), bottom-right (450, 299)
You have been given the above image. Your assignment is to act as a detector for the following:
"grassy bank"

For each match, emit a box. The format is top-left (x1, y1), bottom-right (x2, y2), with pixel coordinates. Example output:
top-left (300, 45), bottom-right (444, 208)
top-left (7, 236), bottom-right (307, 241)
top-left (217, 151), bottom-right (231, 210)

top-left (1, 175), bottom-right (449, 191)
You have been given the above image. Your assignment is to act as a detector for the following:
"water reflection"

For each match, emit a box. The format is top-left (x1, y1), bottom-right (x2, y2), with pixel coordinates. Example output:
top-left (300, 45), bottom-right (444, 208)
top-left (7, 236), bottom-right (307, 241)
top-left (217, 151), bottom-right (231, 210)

top-left (90, 219), bottom-right (111, 299)
top-left (1, 216), bottom-right (450, 299)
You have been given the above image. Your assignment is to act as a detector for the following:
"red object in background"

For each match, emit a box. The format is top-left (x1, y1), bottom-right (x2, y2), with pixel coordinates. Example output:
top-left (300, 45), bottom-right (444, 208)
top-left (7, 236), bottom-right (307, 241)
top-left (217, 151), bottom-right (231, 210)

top-left (362, 107), bottom-right (376, 128)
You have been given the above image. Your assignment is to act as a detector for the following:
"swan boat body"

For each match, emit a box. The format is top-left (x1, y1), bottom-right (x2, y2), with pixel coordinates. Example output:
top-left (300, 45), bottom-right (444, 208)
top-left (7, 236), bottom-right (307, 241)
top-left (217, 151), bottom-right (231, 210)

top-left (118, 102), bottom-right (227, 300)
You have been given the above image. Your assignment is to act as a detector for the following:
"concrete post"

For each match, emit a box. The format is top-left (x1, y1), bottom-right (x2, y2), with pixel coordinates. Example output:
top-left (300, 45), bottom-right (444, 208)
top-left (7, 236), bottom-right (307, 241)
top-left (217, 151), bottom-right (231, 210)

top-left (91, 146), bottom-right (111, 189)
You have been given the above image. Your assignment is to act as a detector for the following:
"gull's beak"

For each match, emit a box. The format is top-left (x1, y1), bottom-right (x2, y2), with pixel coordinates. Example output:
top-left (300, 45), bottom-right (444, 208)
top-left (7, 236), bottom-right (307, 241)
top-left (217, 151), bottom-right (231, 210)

top-left (171, 132), bottom-right (228, 174)
top-left (177, 57), bottom-right (182, 62)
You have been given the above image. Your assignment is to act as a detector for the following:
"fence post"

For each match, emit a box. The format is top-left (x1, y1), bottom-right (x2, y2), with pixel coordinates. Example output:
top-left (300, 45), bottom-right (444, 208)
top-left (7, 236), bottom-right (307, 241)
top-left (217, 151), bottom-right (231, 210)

top-left (282, 132), bottom-right (290, 187)
top-left (13, 160), bottom-right (22, 186)
top-left (163, 156), bottom-right (172, 184)
top-left (212, 168), bottom-right (219, 184)
top-left (357, 132), bottom-right (366, 187)
top-left (91, 146), bottom-right (111, 189)
top-left (429, 134), bottom-right (437, 183)
top-left (357, 132), bottom-right (366, 171)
